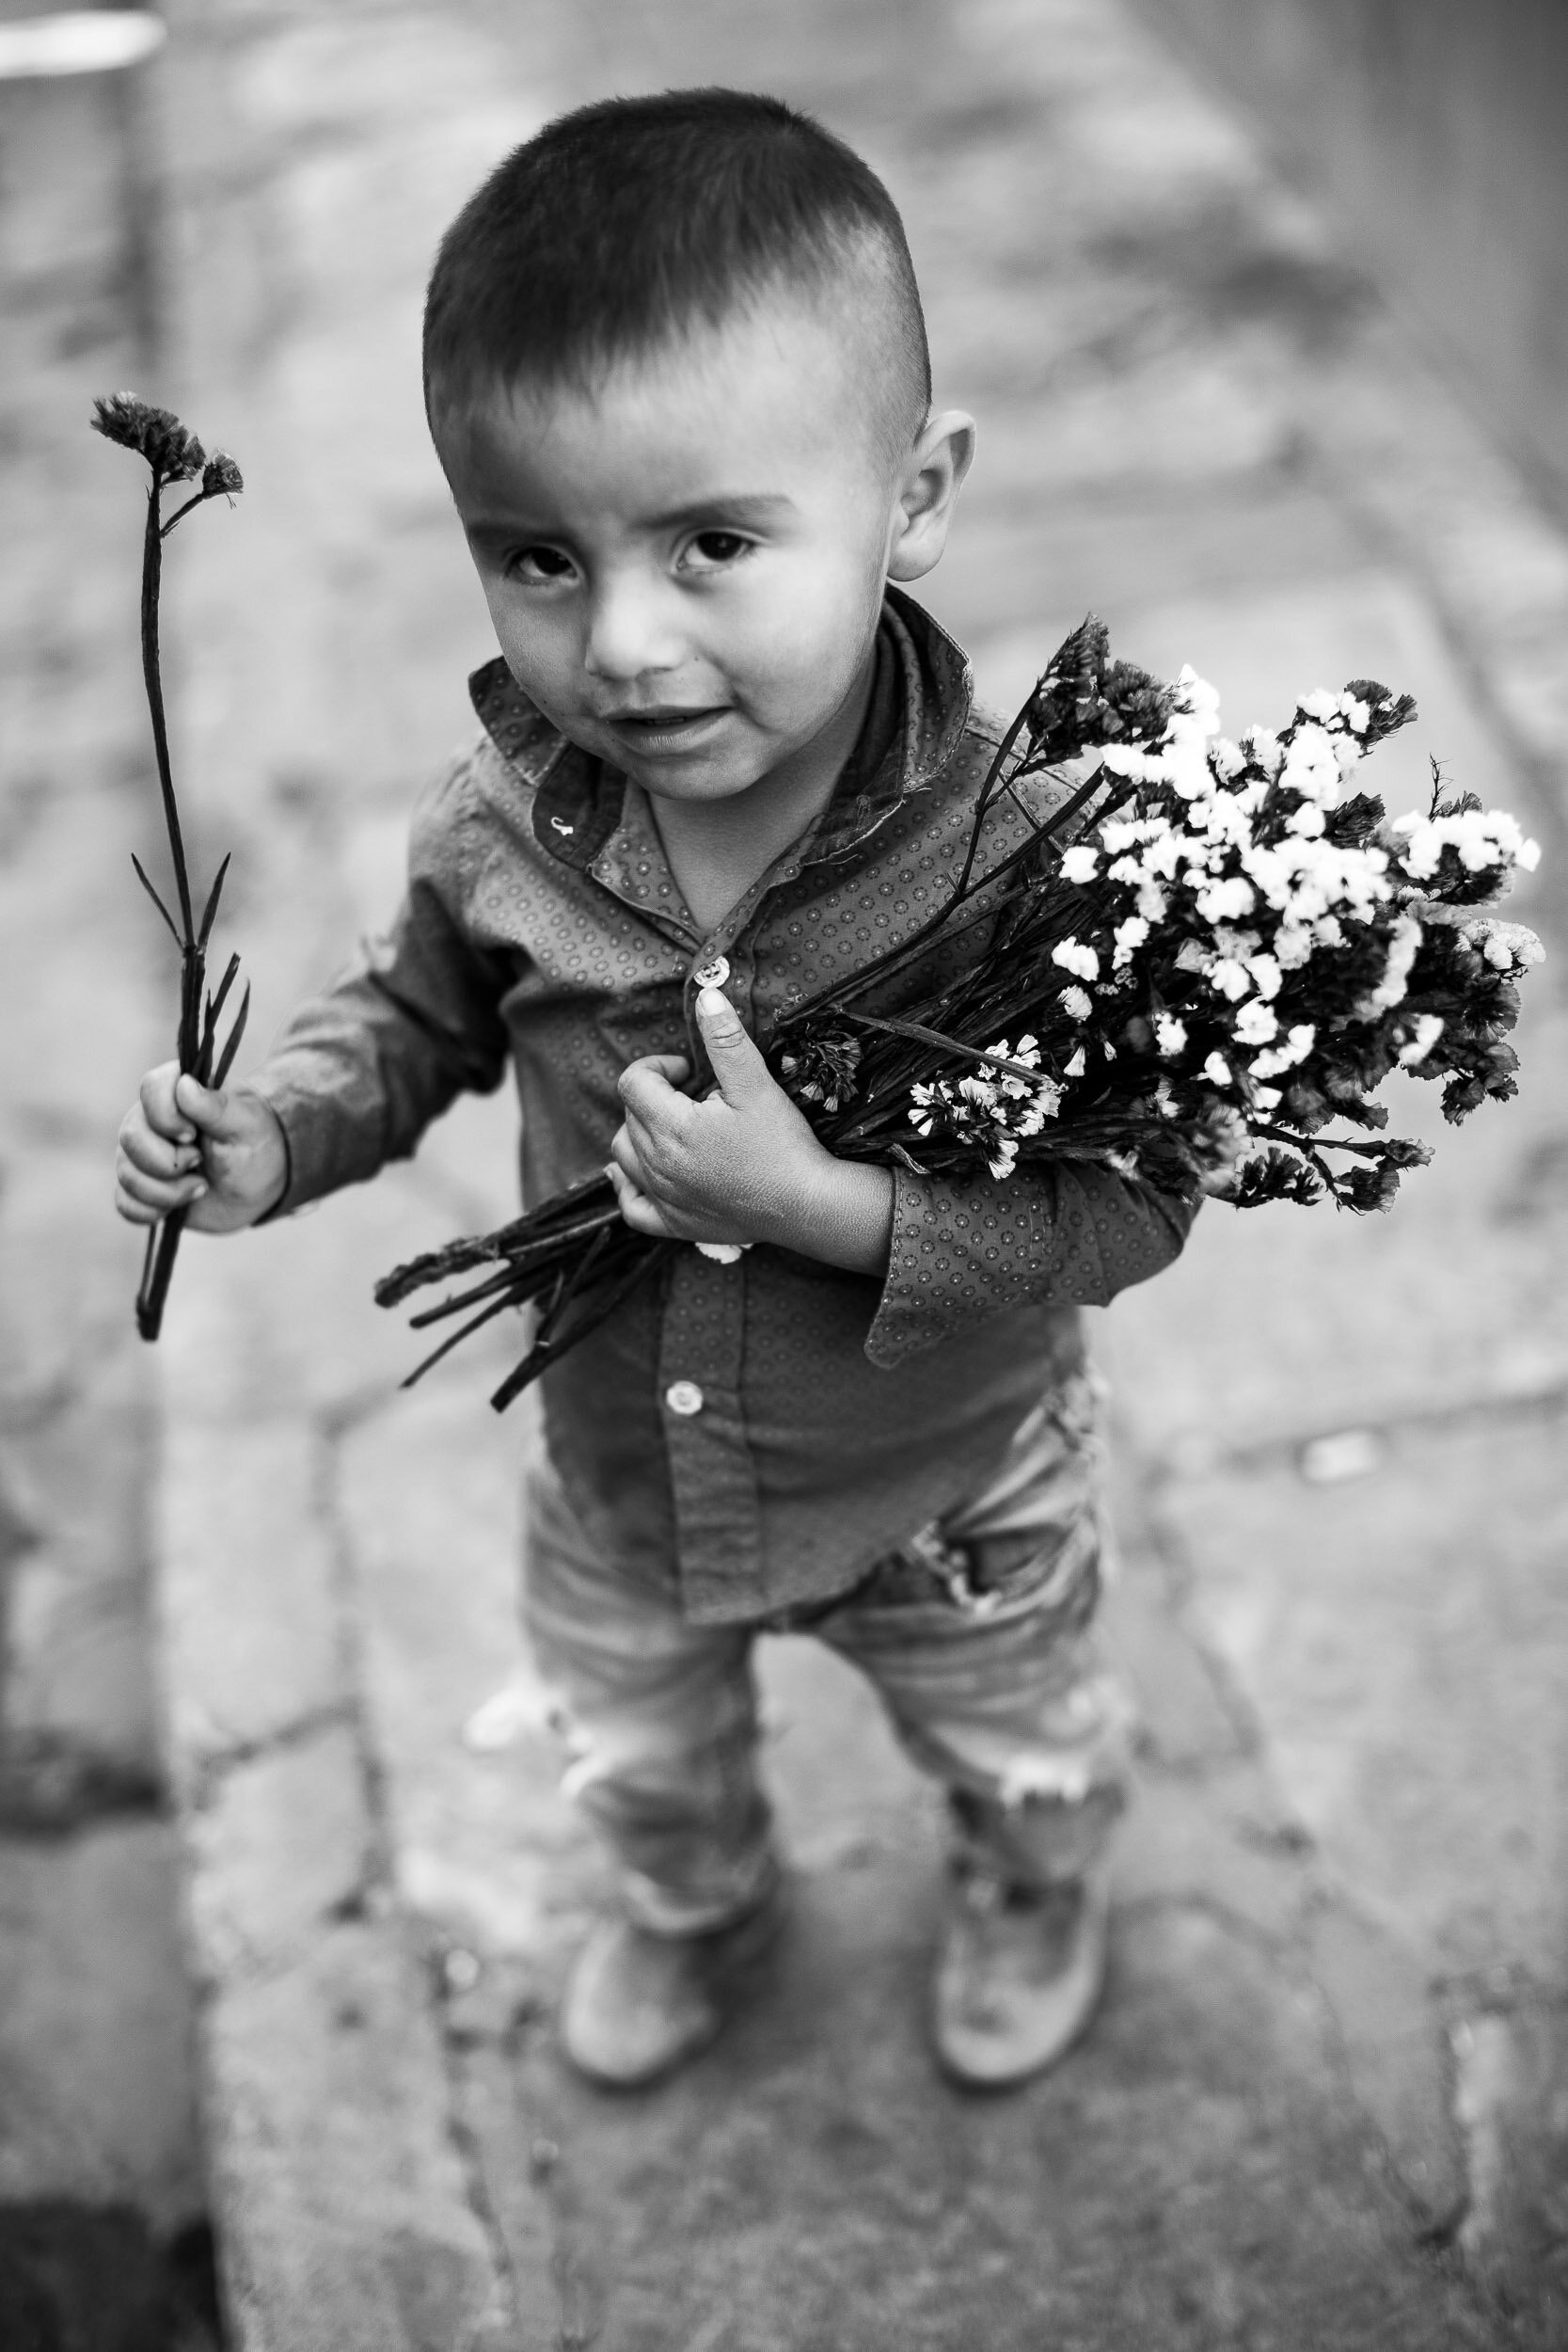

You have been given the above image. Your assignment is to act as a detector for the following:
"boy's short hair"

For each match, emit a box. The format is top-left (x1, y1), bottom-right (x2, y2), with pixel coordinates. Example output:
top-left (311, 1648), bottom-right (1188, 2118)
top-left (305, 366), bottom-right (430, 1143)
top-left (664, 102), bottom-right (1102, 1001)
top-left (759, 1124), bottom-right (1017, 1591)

top-left (423, 87), bottom-right (931, 463)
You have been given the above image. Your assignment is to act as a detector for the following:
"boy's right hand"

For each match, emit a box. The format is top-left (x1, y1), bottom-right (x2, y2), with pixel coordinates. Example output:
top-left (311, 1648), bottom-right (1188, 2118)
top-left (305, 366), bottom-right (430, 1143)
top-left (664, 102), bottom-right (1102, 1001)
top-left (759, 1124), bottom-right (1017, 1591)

top-left (116, 1065), bottom-right (289, 1233)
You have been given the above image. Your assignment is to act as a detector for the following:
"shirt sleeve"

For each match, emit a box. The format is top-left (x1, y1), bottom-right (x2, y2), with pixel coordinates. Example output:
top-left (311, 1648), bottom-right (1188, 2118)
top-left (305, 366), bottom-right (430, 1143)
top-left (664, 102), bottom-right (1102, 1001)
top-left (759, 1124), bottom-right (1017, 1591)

top-left (863, 1160), bottom-right (1199, 1368)
top-left (243, 758), bottom-right (514, 1215)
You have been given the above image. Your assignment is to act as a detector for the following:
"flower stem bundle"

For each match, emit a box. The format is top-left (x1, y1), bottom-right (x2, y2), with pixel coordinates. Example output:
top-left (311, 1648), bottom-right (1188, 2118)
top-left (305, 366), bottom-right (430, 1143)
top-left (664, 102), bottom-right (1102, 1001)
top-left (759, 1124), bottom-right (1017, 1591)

top-left (377, 616), bottom-right (1543, 1409)
top-left (93, 394), bottom-right (249, 1340)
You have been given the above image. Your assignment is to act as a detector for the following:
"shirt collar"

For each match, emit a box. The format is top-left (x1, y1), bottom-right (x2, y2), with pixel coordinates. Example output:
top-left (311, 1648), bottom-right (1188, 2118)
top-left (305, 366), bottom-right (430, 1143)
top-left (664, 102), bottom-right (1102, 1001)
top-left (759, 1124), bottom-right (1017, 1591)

top-left (467, 584), bottom-right (974, 875)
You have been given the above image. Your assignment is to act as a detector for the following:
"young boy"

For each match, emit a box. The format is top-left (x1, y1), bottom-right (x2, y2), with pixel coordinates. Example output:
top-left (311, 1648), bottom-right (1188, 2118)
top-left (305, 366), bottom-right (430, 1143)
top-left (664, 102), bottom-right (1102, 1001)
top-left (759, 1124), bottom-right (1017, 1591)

top-left (116, 89), bottom-right (1196, 2090)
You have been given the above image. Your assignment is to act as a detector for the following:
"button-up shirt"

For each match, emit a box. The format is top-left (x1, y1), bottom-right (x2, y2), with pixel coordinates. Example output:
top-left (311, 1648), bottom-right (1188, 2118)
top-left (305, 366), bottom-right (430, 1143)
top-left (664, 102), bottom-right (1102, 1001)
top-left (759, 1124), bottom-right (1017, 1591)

top-left (248, 592), bottom-right (1196, 1624)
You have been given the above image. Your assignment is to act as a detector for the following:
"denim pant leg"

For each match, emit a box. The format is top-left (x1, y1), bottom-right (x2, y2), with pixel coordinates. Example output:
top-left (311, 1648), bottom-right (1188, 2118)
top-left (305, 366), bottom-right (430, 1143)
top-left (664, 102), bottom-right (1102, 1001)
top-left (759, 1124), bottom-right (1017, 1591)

top-left (521, 1459), bottom-right (778, 1934)
top-left (815, 1384), bottom-right (1134, 1890)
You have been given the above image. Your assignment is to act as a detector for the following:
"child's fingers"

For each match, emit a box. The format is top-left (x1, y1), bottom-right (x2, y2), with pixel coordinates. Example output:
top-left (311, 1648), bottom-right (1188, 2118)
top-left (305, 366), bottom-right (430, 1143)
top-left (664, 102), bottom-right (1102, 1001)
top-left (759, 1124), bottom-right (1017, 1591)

top-left (607, 1127), bottom-right (645, 1187)
top-left (605, 1157), bottom-right (673, 1238)
top-left (693, 989), bottom-right (772, 1106)
top-left (140, 1061), bottom-right (194, 1142)
top-left (119, 1118), bottom-right (201, 1182)
top-left (172, 1072), bottom-right (248, 1137)
top-left (618, 1056), bottom-right (692, 1126)
top-left (115, 1153), bottom-right (207, 1221)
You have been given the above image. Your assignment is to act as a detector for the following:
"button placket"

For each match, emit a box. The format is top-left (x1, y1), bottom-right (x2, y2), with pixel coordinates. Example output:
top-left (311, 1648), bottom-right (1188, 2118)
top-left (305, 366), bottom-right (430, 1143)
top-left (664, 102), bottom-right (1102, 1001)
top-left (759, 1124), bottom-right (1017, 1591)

top-left (691, 953), bottom-right (730, 990)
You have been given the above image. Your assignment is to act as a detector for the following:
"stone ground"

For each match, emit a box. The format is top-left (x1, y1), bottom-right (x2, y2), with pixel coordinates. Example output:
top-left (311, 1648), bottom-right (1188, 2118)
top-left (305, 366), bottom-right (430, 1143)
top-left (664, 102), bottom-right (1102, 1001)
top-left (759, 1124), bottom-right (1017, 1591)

top-left (6, 0), bottom-right (1568, 2344)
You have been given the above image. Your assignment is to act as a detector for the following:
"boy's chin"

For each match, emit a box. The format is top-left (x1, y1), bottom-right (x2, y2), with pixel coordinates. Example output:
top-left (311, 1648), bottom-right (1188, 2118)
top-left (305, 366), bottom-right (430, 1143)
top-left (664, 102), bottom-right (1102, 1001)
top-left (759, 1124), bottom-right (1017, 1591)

top-left (598, 728), bottom-right (782, 803)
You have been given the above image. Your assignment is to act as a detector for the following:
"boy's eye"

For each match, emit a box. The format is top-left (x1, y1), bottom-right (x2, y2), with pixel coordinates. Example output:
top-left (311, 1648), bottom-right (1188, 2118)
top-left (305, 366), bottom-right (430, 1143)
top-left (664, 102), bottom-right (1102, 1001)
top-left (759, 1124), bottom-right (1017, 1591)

top-left (682, 531), bottom-right (752, 572)
top-left (509, 545), bottom-right (576, 583)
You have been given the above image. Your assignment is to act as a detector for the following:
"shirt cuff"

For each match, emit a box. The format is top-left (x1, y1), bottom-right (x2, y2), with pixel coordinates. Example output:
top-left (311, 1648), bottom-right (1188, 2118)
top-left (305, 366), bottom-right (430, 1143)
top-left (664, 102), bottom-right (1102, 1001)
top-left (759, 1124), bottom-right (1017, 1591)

top-left (865, 1159), bottom-right (1197, 1368)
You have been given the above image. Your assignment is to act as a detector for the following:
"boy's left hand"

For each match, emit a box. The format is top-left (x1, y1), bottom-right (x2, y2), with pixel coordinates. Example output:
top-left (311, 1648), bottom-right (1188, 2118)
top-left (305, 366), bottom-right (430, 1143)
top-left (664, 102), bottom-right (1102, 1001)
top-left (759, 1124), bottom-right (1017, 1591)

top-left (609, 987), bottom-right (893, 1273)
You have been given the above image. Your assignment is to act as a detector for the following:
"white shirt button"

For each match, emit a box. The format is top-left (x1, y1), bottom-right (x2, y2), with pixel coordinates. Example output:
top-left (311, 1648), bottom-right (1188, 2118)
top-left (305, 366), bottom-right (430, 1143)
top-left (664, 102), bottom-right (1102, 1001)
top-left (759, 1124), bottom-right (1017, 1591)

top-left (692, 954), bottom-right (730, 989)
top-left (664, 1379), bottom-right (705, 1417)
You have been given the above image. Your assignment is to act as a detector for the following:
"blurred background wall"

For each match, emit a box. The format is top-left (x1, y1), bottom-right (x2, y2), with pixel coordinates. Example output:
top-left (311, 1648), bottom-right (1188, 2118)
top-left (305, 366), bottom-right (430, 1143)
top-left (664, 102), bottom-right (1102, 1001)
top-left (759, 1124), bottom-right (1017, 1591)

top-left (1135, 0), bottom-right (1568, 510)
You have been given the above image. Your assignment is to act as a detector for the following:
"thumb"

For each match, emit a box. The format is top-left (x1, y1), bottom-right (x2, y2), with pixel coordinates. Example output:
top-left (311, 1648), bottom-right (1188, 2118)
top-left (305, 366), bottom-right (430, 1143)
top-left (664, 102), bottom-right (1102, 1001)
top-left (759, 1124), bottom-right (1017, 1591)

top-left (173, 1072), bottom-right (247, 1139)
top-left (696, 987), bottom-right (770, 1105)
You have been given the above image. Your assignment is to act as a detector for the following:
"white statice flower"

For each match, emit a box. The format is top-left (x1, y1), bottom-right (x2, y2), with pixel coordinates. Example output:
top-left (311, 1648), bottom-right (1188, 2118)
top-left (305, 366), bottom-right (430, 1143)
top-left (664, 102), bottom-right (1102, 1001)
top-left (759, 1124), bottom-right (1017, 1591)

top-left (1174, 664), bottom-right (1222, 733)
top-left (1274, 924), bottom-right (1313, 970)
top-left (1234, 999), bottom-right (1279, 1045)
top-left (1251, 1084), bottom-right (1283, 1109)
top-left (1397, 1013), bottom-right (1445, 1066)
top-left (1241, 726), bottom-right (1284, 778)
top-left (1059, 983), bottom-right (1093, 1021)
top-left (1064, 1046), bottom-right (1086, 1078)
top-left (1138, 827), bottom-right (1184, 880)
top-left (1198, 791), bottom-right (1250, 845)
top-left (1208, 956), bottom-right (1252, 1002)
top-left (1358, 913), bottom-right (1422, 1013)
top-left (978, 1037), bottom-right (1054, 1109)
top-left (1338, 692), bottom-right (1371, 736)
top-left (1245, 952), bottom-right (1282, 999)
top-left (1249, 1024), bottom-right (1315, 1079)
top-left (1286, 801), bottom-right (1327, 837)
top-left (1099, 818), bottom-right (1146, 853)
top-left (1275, 835), bottom-right (1388, 929)
top-left (1060, 844), bottom-right (1100, 884)
top-left (1174, 938), bottom-right (1212, 975)
top-left (1154, 1012), bottom-right (1187, 1057)
top-left (1394, 805), bottom-right (1540, 881)
top-left (910, 1039), bottom-right (1061, 1180)
top-left (1279, 723), bottom-right (1338, 800)
top-left (1312, 915), bottom-right (1344, 947)
top-left (1295, 689), bottom-right (1338, 724)
top-left (1332, 734), bottom-right (1364, 780)
top-left (1137, 881), bottom-right (1170, 922)
top-left (1108, 854), bottom-right (1143, 883)
top-left (1153, 1076), bottom-right (1178, 1116)
top-left (1196, 876), bottom-right (1258, 924)
top-left (1163, 729), bottom-right (1212, 800)
top-left (1238, 842), bottom-right (1290, 909)
top-left (1053, 939), bottom-right (1101, 983)
top-left (1460, 918), bottom-right (1546, 973)
top-left (1202, 1052), bottom-right (1233, 1087)
top-left (1209, 736), bottom-right (1245, 782)
top-left (1113, 914), bottom-right (1149, 970)
top-left (1100, 742), bottom-right (1161, 783)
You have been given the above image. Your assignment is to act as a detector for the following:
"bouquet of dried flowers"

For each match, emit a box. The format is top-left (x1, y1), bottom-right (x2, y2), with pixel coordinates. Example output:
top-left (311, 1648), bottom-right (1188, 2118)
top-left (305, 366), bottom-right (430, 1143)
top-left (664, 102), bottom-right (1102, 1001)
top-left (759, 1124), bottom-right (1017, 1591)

top-left (93, 393), bottom-right (248, 1340)
top-left (376, 617), bottom-right (1542, 1409)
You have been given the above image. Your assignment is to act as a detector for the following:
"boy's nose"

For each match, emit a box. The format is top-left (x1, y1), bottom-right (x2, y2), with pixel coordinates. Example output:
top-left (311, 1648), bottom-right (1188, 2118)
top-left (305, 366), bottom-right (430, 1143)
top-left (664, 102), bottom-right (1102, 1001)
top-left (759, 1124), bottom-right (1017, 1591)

top-left (581, 574), bottom-right (685, 684)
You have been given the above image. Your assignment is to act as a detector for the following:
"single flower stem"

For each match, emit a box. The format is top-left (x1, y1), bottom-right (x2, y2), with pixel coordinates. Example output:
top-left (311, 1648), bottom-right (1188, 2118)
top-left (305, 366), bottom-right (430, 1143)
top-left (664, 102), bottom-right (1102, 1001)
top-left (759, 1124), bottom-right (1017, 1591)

top-left (140, 473), bottom-right (196, 948)
top-left (135, 468), bottom-right (208, 1342)
top-left (159, 485), bottom-right (216, 538)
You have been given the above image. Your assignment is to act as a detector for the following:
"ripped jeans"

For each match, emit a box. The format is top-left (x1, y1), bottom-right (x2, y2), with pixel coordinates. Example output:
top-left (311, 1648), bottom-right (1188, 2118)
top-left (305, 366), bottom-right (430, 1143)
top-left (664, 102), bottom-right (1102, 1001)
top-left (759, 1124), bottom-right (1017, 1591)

top-left (522, 1375), bottom-right (1133, 1935)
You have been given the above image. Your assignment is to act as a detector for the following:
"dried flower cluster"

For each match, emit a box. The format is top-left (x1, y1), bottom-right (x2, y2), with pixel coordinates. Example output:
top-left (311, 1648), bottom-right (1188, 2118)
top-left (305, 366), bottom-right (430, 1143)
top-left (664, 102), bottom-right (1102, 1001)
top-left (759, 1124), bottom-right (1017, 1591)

top-left (93, 390), bottom-right (244, 501)
top-left (910, 1037), bottom-right (1063, 1178)
top-left (378, 617), bottom-right (1542, 1409)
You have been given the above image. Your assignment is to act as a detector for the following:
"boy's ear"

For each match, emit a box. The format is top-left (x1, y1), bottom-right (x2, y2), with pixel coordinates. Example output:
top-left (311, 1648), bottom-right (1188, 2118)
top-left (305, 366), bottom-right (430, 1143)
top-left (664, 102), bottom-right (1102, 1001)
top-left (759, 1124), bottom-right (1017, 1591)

top-left (885, 409), bottom-right (976, 583)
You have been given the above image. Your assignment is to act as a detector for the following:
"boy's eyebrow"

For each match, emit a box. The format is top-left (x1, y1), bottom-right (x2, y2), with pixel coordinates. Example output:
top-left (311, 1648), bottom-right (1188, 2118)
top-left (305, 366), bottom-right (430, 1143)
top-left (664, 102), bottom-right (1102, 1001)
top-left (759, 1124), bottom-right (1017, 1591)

top-left (643, 492), bottom-right (799, 530)
top-left (462, 491), bottom-right (800, 543)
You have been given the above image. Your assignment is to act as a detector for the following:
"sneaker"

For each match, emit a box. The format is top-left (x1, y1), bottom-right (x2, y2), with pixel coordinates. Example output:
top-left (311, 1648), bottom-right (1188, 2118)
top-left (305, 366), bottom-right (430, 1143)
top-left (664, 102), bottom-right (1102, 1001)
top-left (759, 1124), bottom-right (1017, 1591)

top-left (561, 1882), bottom-right (787, 2089)
top-left (932, 1862), bottom-right (1111, 2088)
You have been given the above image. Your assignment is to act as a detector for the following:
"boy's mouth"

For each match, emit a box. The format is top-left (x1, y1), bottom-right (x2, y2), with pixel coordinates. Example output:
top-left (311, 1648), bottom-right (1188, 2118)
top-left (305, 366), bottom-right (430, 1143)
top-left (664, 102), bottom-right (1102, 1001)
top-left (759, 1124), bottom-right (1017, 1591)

top-left (598, 705), bottom-right (731, 755)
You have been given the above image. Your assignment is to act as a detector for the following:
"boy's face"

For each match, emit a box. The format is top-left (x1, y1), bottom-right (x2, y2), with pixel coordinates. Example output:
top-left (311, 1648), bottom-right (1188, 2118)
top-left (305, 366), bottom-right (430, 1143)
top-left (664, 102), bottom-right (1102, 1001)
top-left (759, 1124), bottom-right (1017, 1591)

top-left (434, 297), bottom-right (924, 804)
